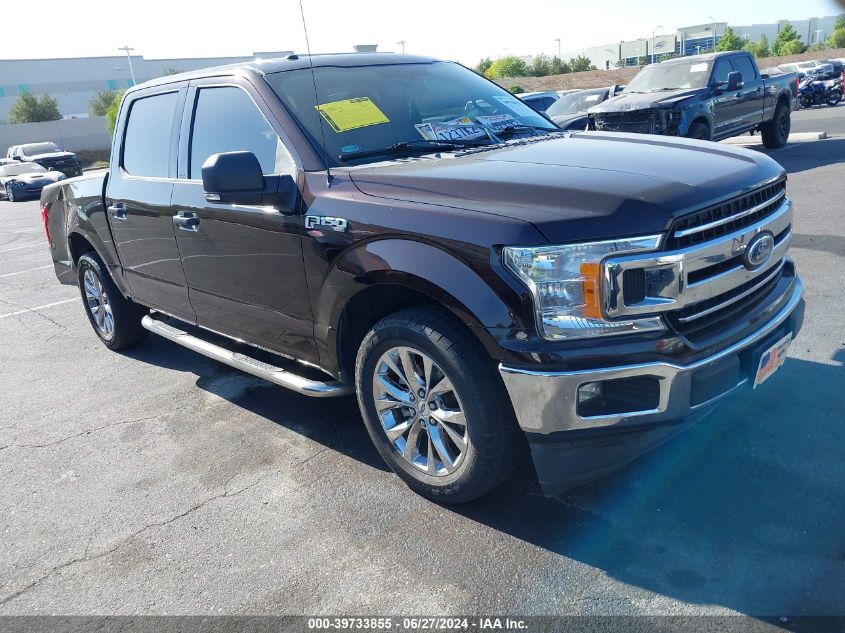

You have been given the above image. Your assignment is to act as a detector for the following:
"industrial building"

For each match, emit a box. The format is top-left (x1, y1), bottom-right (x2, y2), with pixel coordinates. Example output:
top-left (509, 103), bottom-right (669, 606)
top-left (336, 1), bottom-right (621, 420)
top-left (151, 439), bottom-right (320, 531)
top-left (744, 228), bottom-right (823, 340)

top-left (585, 14), bottom-right (841, 69)
top-left (0, 51), bottom-right (291, 122)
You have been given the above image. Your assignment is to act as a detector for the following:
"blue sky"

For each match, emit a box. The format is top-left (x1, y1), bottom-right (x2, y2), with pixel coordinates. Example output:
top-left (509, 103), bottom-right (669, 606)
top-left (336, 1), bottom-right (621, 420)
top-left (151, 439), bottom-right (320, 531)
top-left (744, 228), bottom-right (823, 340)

top-left (2, 0), bottom-right (841, 65)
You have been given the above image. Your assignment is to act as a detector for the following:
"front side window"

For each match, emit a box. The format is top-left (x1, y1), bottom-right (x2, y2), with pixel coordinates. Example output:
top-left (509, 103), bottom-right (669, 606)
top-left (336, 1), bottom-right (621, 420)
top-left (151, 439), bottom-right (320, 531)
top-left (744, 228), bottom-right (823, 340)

top-left (266, 61), bottom-right (556, 165)
top-left (711, 59), bottom-right (733, 85)
top-left (122, 91), bottom-right (178, 178)
top-left (189, 86), bottom-right (285, 179)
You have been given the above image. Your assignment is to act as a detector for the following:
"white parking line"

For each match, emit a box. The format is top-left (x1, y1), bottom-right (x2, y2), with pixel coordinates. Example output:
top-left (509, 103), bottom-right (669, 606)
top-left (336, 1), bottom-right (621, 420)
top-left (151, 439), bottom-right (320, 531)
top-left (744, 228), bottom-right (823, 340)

top-left (0, 243), bottom-right (42, 254)
top-left (0, 299), bottom-right (77, 320)
top-left (0, 265), bottom-right (52, 278)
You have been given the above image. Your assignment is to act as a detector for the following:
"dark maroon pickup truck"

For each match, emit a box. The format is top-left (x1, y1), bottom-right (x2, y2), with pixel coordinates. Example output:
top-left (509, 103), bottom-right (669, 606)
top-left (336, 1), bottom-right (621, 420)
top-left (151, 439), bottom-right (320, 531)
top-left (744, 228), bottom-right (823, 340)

top-left (40, 54), bottom-right (804, 502)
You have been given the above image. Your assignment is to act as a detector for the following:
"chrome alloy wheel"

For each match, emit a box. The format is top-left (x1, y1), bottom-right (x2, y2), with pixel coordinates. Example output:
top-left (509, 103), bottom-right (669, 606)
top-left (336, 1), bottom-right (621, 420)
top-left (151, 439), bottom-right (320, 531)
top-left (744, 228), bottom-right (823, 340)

top-left (372, 346), bottom-right (469, 476)
top-left (83, 268), bottom-right (115, 339)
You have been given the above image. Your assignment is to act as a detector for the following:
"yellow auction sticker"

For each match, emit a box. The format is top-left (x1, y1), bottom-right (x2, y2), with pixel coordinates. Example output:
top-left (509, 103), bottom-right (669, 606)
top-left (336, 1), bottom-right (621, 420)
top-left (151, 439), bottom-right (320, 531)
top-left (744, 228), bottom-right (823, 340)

top-left (315, 97), bottom-right (390, 133)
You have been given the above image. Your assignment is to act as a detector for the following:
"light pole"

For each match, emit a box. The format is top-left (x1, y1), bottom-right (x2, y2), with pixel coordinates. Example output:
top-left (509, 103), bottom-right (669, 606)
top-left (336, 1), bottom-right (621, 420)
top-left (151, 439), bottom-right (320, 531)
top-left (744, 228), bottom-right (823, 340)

top-left (813, 29), bottom-right (823, 45)
top-left (708, 17), bottom-right (716, 52)
top-left (396, 40), bottom-right (406, 53)
top-left (652, 26), bottom-right (662, 63)
top-left (554, 38), bottom-right (561, 59)
top-left (118, 46), bottom-right (136, 85)
top-left (634, 46), bottom-right (641, 66)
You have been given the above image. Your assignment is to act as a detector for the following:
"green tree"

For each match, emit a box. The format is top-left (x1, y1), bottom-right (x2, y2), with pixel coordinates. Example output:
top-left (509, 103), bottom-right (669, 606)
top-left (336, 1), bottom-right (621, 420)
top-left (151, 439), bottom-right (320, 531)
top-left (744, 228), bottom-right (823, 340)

top-left (88, 89), bottom-right (119, 117)
top-left (162, 67), bottom-right (184, 76)
top-left (484, 56), bottom-right (528, 79)
top-left (549, 56), bottom-right (570, 74)
top-left (835, 15), bottom-right (845, 31)
top-left (508, 84), bottom-right (525, 94)
top-left (568, 55), bottom-right (595, 72)
top-left (716, 26), bottom-right (744, 52)
top-left (106, 90), bottom-right (126, 134)
top-left (771, 22), bottom-right (805, 56)
top-left (829, 28), bottom-right (845, 49)
top-left (743, 34), bottom-right (770, 58)
top-left (474, 57), bottom-right (493, 75)
top-left (8, 93), bottom-right (62, 123)
top-left (529, 53), bottom-right (551, 77)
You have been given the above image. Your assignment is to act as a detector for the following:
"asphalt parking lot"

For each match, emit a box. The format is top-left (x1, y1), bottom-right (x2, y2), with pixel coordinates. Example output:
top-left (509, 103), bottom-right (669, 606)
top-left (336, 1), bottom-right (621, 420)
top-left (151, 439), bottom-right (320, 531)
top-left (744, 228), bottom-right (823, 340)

top-left (1, 108), bottom-right (843, 618)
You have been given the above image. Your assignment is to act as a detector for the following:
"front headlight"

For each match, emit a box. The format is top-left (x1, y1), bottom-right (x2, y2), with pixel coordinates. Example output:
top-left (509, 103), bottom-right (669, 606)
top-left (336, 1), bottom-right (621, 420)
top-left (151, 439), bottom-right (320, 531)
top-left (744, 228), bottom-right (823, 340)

top-left (503, 236), bottom-right (665, 340)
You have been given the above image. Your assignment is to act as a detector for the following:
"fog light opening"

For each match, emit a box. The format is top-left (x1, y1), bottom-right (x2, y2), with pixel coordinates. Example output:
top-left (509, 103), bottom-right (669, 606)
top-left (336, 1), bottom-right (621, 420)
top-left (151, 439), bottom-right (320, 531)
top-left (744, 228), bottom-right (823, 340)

top-left (578, 382), bottom-right (603, 404)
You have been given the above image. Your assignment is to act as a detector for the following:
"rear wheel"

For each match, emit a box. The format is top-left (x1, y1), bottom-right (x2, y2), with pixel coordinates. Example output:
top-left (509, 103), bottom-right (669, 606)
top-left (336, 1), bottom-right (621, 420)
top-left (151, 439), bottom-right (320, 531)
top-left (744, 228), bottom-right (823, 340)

top-left (686, 121), bottom-right (711, 141)
top-left (77, 252), bottom-right (148, 350)
top-left (355, 307), bottom-right (520, 503)
top-left (827, 91), bottom-right (842, 107)
top-left (761, 102), bottom-right (791, 149)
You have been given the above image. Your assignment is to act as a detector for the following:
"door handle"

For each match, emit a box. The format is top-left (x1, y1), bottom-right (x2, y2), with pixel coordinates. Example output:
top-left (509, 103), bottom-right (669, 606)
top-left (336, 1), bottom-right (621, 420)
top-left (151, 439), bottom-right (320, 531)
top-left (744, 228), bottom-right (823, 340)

top-left (173, 212), bottom-right (200, 232)
top-left (107, 203), bottom-right (127, 221)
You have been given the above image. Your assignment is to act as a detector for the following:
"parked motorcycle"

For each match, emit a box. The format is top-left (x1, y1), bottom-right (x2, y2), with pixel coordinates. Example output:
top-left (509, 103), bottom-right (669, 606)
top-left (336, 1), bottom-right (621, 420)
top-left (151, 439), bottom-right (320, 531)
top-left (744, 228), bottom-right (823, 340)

top-left (798, 76), bottom-right (842, 108)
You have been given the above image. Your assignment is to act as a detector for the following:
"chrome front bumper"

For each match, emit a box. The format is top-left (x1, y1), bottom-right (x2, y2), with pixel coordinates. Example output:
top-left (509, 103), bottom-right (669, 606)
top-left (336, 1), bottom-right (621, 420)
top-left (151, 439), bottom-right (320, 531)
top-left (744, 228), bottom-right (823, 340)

top-left (499, 277), bottom-right (803, 435)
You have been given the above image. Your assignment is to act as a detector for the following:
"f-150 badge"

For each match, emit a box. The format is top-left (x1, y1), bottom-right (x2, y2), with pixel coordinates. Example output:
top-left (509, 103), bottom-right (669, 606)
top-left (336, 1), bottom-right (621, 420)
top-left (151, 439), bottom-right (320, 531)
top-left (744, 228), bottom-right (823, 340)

top-left (305, 216), bottom-right (349, 232)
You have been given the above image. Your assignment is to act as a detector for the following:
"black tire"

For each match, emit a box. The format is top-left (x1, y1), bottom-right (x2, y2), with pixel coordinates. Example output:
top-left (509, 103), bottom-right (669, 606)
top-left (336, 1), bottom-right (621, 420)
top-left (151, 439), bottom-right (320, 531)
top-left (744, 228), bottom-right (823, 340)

top-left (77, 252), bottom-right (148, 350)
top-left (686, 121), bottom-right (711, 141)
top-left (828, 92), bottom-right (842, 107)
top-left (6, 183), bottom-right (17, 202)
top-left (355, 307), bottom-right (520, 503)
top-left (761, 102), bottom-right (791, 149)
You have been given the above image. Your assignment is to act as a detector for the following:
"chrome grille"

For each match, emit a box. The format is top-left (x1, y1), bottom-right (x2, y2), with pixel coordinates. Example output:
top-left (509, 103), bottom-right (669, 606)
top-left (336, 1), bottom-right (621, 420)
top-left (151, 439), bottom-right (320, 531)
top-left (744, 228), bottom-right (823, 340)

top-left (667, 179), bottom-right (787, 249)
top-left (602, 185), bottom-right (794, 343)
top-left (667, 260), bottom-right (786, 341)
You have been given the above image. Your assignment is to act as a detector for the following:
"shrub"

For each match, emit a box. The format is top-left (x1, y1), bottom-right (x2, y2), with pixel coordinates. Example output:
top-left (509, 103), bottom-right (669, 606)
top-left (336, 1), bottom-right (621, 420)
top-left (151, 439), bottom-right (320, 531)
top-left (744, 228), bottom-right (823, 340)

top-left (8, 93), bottom-right (62, 123)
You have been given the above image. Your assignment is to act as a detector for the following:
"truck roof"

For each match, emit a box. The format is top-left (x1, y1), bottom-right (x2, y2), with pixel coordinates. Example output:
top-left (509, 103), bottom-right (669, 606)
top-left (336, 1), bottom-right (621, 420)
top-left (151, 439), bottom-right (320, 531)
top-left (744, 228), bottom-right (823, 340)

top-left (132, 53), bottom-right (441, 92)
top-left (657, 50), bottom-right (749, 66)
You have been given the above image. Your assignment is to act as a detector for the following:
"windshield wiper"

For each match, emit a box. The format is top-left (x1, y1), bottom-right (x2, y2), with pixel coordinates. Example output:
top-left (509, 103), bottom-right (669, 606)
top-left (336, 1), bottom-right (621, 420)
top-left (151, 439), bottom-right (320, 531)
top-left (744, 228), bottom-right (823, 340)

top-left (651, 87), bottom-right (684, 92)
top-left (338, 139), bottom-right (491, 162)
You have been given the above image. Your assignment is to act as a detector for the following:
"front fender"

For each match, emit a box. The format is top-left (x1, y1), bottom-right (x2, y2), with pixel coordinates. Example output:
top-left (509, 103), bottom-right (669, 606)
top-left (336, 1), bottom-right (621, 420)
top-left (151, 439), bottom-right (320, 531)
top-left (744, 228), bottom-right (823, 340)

top-left (314, 238), bottom-right (525, 372)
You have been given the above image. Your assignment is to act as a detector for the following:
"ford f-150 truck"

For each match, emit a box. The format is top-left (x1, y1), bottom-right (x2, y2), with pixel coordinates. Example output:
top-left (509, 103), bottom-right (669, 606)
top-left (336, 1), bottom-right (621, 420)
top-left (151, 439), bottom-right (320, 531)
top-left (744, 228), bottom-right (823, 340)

top-left (588, 51), bottom-right (798, 148)
top-left (41, 54), bottom-right (804, 502)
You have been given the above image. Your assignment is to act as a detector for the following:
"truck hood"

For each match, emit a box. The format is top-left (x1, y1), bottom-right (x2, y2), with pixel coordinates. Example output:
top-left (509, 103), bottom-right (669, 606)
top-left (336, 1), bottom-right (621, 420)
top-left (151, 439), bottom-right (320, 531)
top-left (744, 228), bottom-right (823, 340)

top-left (348, 133), bottom-right (785, 244)
top-left (31, 151), bottom-right (77, 161)
top-left (589, 89), bottom-right (704, 113)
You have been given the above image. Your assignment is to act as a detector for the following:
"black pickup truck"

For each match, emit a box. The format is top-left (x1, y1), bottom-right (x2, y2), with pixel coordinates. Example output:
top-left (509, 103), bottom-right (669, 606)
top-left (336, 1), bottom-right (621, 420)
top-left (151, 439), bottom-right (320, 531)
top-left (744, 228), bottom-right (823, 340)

top-left (588, 51), bottom-right (798, 147)
top-left (41, 54), bottom-right (804, 502)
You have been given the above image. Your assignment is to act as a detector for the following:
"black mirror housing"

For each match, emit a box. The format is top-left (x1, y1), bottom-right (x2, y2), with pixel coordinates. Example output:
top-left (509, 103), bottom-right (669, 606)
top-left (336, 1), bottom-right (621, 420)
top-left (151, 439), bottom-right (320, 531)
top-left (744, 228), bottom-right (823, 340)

top-left (726, 71), bottom-right (744, 91)
top-left (201, 151), bottom-right (265, 204)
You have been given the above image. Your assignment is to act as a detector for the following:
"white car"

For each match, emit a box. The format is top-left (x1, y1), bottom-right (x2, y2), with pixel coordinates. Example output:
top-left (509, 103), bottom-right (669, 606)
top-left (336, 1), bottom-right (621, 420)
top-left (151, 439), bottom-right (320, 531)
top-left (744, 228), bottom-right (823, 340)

top-left (0, 162), bottom-right (65, 202)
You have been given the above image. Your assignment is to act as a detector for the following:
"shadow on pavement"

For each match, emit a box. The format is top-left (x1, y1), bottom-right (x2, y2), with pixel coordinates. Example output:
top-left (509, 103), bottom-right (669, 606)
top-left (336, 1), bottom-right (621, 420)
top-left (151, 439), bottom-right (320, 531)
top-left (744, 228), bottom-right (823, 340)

top-left (762, 137), bottom-right (845, 175)
top-left (124, 330), bottom-right (845, 615)
top-left (455, 352), bottom-right (845, 615)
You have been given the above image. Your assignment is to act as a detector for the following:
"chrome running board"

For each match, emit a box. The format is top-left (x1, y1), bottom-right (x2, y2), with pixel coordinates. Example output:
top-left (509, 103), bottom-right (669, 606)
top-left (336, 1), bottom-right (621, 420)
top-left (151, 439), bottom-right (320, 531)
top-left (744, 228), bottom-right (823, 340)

top-left (141, 315), bottom-right (353, 398)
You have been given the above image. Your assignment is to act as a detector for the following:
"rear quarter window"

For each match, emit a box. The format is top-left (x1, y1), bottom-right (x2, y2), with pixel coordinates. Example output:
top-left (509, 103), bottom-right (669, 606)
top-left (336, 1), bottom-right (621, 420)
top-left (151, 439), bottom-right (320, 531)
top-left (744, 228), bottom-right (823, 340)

top-left (122, 91), bottom-right (178, 178)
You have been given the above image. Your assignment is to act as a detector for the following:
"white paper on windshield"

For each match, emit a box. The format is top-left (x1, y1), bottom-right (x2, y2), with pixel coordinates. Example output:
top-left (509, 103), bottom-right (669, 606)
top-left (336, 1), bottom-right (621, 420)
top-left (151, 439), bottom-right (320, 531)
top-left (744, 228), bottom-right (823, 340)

top-left (690, 63), bottom-right (709, 73)
top-left (475, 114), bottom-right (521, 133)
top-left (584, 94), bottom-right (601, 102)
top-left (415, 117), bottom-right (487, 142)
top-left (492, 94), bottom-right (539, 117)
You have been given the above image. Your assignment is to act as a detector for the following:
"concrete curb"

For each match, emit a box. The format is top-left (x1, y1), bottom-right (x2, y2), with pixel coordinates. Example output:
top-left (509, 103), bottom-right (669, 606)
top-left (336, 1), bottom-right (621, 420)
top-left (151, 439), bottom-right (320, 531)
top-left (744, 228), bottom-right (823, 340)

top-left (722, 131), bottom-right (828, 145)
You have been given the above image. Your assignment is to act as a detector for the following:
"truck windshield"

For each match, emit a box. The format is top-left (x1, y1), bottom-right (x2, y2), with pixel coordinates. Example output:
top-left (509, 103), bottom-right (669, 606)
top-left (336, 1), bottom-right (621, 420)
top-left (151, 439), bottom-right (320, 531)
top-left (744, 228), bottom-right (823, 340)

top-left (266, 61), bottom-right (557, 165)
top-left (546, 89), bottom-right (609, 116)
top-left (623, 61), bottom-right (713, 93)
top-left (21, 142), bottom-right (63, 156)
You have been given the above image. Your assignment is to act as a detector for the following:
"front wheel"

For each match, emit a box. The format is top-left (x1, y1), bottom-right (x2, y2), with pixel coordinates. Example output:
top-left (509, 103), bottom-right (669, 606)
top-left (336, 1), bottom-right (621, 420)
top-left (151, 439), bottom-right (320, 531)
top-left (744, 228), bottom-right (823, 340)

top-left (77, 252), bottom-right (148, 350)
top-left (5, 184), bottom-right (17, 202)
top-left (685, 121), bottom-right (711, 141)
top-left (761, 103), bottom-right (791, 149)
top-left (355, 307), bottom-right (520, 503)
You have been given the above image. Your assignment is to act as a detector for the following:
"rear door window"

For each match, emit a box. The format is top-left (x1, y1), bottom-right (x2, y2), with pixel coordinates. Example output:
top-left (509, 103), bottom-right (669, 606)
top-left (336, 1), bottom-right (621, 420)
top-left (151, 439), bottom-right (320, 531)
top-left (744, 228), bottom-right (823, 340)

top-left (122, 92), bottom-right (178, 178)
top-left (188, 86), bottom-right (289, 179)
top-left (731, 56), bottom-right (757, 81)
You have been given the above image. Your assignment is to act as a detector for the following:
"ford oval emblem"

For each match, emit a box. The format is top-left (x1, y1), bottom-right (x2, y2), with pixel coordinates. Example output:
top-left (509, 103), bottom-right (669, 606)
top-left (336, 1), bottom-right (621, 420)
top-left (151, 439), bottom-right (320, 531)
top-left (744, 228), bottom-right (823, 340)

top-left (744, 231), bottom-right (775, 269)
